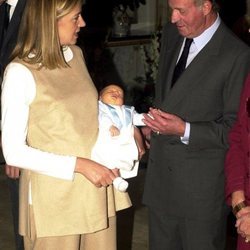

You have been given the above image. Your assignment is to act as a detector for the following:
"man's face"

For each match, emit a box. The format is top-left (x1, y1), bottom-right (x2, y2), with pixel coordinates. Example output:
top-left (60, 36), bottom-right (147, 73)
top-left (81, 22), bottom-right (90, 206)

top-left (168, 0), bottom-right (208, 38)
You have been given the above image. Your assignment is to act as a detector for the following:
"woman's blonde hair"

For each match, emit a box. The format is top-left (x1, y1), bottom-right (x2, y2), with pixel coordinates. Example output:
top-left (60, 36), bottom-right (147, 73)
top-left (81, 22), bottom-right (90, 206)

top-left (12, 0), bottom-right (83, 69)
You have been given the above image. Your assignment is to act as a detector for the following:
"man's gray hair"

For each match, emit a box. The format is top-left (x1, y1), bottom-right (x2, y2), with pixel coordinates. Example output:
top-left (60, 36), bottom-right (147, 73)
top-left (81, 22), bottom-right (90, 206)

top-left (194, 0), bottom-right (219, 11)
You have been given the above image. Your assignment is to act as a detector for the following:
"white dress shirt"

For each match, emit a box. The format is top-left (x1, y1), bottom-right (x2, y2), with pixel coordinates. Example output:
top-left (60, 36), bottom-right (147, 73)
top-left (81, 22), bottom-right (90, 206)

top-left (7, 0), bottom-right (18, 20)
top-left (181, 15), bottom-right (221, 144)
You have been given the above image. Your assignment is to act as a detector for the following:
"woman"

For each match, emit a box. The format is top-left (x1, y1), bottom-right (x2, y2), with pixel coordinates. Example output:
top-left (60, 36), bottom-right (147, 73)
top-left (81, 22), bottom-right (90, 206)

top-left (225, 73), bottom-right (250, 250)
top-left (1, 0), bottom-right (131, 249)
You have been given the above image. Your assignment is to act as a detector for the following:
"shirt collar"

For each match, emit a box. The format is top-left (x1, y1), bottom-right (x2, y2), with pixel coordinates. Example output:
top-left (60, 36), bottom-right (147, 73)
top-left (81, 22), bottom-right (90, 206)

top-left (7, 0), bottom-right (18, 8)
top-left (28, 46), bottom-right (74, 63)
top-left (63, 46), bottom-right (73, 62)
top-left (193, 14), bottom-right (221, 50)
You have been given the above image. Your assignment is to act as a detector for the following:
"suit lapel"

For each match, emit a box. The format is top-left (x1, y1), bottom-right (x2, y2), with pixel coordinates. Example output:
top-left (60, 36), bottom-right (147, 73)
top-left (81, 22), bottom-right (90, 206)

top-left (160, 38), bottom-right (183, 101)
top-left (156, 25), bottom-right (183, 106)
top-left (1, 0), bottom-right (26, 50)
top-left (161, 23), bottom-right (224, 111)
top-left (0, 4), bottom-right (7, 49)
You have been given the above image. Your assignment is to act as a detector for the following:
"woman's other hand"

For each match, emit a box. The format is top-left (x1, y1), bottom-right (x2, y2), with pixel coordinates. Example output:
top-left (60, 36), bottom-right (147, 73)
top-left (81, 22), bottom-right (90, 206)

top-left (5, 165), bottom-right (21, 179)
top-left (75, 158), bottom-right (118, 188)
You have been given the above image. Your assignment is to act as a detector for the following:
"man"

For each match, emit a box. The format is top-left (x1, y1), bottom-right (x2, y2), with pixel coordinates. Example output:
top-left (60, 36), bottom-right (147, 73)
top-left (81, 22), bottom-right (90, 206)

top-left (0, 0), bottom-right (26, 249)
top-left (142, 0), bottom-right (250, 249)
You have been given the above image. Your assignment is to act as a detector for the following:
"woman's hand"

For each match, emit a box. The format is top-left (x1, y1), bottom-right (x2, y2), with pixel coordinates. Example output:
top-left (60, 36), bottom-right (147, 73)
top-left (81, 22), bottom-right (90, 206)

top-left (236, 211), bottom-right (250, 240)
top-left (134, 126), bottom-right (146, 160)
top-left (237, 207), bottom-right (250, 218)
top-left (231, 190), bottom-right (247, 218)
top-left (75, 158), bottom-right (118, 188)
top-left (5, 165), bottom-right (21, 179)
top-left (141, 126), bottom-right (152, 149)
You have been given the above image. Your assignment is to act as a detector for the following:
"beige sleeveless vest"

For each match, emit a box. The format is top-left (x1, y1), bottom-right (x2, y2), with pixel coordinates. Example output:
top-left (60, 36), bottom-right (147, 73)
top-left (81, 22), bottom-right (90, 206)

top-left (17, 46), bottom-right (131, 237)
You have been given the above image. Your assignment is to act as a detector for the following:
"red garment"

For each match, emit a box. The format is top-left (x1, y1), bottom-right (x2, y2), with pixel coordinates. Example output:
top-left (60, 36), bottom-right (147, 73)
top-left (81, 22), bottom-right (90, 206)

top-left (237, 235), bottom-right (250, 250)
top-left (225, 73), bottom-right (250, 250)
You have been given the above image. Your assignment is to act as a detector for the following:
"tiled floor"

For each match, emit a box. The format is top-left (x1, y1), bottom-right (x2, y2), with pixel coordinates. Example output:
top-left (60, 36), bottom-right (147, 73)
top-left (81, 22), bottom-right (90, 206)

top-left (0, 165), bottom-right (237, 250)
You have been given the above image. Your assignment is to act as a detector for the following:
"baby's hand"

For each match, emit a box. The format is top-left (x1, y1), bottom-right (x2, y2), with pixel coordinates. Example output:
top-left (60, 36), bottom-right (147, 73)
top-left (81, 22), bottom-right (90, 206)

top-left (109, 125), bottom-right (120, 136)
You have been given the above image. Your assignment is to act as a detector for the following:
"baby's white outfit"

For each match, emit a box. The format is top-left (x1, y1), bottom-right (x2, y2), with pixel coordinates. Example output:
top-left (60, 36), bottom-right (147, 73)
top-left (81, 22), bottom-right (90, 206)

top-left (92, 101), bottom-right (145, 191)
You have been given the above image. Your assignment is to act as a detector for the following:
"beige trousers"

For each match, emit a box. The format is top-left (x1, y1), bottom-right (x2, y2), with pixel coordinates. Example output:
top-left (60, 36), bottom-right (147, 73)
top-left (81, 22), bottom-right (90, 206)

top-left (24, 207), bottom-right (116, 250)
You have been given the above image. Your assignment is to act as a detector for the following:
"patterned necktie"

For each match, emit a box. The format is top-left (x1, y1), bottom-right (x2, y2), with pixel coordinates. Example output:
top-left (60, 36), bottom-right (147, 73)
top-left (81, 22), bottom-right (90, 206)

top-left (172, 38), bottom-right (193, 87)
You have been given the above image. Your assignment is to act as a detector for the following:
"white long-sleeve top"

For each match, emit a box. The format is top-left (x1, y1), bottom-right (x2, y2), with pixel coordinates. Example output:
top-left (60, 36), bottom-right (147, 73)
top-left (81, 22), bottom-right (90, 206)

top-left (1, 47), bottom-right (76, 181)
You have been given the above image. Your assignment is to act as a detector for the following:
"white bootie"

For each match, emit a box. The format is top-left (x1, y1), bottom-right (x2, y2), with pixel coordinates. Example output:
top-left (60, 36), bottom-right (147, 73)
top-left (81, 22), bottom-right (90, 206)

top-left (113, 177), bottom-right (128, 192)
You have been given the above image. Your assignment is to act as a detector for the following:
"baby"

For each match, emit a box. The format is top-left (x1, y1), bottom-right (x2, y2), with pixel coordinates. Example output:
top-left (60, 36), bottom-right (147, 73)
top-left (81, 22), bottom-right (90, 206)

top-left (91, 84), bottom-right (145, 192)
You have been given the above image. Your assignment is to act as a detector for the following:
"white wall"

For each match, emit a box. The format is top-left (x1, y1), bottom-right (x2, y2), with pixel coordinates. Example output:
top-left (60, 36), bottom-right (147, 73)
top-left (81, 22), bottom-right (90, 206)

top-left (130, 0), bottom-right (156, 32)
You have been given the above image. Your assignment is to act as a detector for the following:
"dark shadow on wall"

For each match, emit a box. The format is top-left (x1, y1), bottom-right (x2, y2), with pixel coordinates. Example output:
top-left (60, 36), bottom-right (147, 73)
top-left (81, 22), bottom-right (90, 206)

top-left (77, 0), bottom-right (124, 93)
top-left (77, 5), bottom-right (141, 246)
top-left (218, 0), bottom-right (250, 45)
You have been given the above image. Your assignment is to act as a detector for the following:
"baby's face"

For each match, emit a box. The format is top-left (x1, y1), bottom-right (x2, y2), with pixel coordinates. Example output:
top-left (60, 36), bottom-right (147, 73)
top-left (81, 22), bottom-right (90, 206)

top-left (100, 85), bottom-right (124, 106)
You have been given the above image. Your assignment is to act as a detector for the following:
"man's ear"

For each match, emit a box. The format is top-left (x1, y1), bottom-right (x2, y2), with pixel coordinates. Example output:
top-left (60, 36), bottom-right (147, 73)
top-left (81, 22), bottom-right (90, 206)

top-left (202, 0), bottom-right (213, 15)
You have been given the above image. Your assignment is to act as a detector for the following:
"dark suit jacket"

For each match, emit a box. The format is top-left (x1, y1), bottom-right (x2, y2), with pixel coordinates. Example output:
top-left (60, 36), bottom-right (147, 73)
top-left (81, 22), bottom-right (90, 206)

top-left (0, 0), bottom-right (26, 76)
top-left (225, 74), bottom-right (250, 205)
top-left (143, 21), bottom-right (250, 220)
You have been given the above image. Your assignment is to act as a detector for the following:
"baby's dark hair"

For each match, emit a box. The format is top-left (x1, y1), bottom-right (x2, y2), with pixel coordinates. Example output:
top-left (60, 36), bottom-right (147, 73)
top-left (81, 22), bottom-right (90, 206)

top-left (99, 83), bottom-right (125, 96)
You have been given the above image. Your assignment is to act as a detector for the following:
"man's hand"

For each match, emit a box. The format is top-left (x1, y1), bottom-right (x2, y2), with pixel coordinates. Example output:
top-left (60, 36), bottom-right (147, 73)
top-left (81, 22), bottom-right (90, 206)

top-left (5, 165), bottom-right (21, 179)
top-left (143, 108), bottom-right (186, 136)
